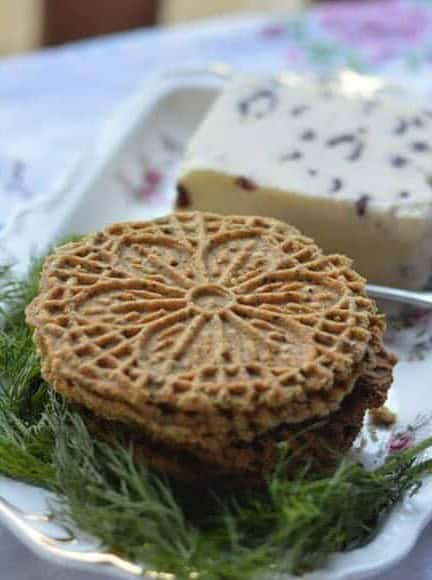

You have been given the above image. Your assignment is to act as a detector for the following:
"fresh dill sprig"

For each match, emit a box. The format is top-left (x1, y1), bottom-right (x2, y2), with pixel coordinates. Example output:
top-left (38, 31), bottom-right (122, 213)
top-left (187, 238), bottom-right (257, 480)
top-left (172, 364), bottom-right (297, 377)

top-left (49, 404), bottom-right (203, 578)
top-left (47, 404), bottom-right (432, 579)
top-left (0, 238), bottom-right (80, 485)
top-left (1, 247), bottom-right (432, 578)
top-left (0, 262), bottom-right (43, 408)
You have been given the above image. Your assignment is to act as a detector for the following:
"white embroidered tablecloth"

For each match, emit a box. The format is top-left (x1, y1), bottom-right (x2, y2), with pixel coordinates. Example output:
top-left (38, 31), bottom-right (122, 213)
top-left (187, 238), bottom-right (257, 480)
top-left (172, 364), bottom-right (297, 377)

top-left (1, 1), bottom-right (432, 577)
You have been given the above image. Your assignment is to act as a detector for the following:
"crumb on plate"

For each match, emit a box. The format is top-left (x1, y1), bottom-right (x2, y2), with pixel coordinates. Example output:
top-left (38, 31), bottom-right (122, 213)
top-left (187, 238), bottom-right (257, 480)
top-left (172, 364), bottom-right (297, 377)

top-left (370, 405), bottom-right (397, 427)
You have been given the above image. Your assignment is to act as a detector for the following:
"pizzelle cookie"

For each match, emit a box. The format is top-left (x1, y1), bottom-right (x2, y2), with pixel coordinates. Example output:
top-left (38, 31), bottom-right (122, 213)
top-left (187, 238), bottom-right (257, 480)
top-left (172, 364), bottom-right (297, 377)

top-left (85, 348), bottom-right (394, 484)
top-left (26, 212), bottom-right (396, 471)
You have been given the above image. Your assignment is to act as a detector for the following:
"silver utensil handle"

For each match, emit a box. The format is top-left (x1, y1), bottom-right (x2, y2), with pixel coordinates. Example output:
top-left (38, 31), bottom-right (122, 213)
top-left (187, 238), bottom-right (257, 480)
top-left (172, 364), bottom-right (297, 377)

top-left (367, 284), bottom-right (432, 308)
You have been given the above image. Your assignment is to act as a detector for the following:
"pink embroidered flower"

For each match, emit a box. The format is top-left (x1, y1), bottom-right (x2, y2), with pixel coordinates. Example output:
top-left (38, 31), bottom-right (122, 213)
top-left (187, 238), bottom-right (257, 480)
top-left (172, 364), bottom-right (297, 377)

top-left (317, 0), bottom-right (432, 65)
top-left (388, 431), bottom-right (415, 453)
top-left (260, 24), bottom-right (286, 39)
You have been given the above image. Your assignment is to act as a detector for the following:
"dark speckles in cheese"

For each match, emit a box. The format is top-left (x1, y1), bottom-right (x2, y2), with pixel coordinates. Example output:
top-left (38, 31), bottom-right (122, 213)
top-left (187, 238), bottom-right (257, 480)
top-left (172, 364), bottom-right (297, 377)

top-left (177, 74), bottom-right (432, 289)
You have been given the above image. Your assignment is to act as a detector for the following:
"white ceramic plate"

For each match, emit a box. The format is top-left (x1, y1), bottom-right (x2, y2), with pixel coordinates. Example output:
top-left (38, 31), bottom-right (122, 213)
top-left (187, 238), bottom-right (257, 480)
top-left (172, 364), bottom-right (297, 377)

top-left (1, 67), bottom-right (432, 580)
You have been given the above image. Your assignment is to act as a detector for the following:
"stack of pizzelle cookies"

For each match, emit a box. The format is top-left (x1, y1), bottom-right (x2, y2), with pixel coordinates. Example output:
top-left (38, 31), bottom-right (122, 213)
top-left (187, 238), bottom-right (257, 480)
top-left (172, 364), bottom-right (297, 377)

top-left (26, 212), bottom-right (396, 484)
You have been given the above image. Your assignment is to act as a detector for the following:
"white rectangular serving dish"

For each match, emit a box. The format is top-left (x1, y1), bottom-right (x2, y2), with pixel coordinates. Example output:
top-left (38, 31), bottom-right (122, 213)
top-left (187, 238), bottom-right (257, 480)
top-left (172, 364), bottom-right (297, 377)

top-left (1, 67), bottom-right (432, 580)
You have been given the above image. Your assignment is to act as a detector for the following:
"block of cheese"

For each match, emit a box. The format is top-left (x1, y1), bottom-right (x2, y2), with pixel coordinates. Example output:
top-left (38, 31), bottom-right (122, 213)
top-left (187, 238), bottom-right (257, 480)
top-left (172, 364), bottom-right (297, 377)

top-left (176, 74), bottom-right (432, 289)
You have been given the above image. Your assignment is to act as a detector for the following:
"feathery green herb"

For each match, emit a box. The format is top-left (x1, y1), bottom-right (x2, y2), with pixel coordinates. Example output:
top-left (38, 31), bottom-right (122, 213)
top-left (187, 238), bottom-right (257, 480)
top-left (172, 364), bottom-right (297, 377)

top-left (0, 260), bottom-right (56, 486)
top-left (1, 248), bottom-right (432, 578)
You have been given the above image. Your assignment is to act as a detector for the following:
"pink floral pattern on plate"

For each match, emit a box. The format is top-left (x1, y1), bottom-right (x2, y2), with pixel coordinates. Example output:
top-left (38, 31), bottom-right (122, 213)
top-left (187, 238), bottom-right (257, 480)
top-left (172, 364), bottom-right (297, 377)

top-left (118, 168), bottom-right (164, 202)
top-left (388, 431), bottom-right (416, 453)
top-left (115, 132), bottom-right (185, 205)
top-left (387, 414), bottom-right (432, 454)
